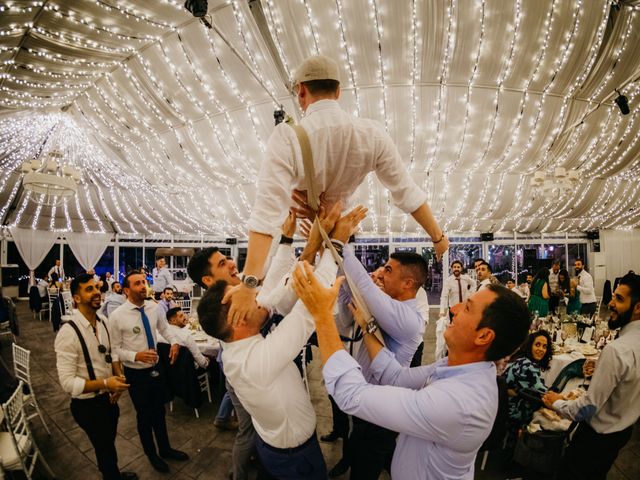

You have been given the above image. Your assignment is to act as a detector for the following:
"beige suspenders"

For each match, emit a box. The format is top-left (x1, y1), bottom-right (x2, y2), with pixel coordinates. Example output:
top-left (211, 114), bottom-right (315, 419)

top-left (290, 124), bottom-right (385, 347)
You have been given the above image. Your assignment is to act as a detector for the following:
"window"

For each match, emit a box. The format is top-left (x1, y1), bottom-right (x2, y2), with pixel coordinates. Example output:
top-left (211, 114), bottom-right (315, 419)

top-left (95, 247), bottom-right (115, 277)
top-left (448, 244), bottom-right (482, 272)
top-left (488, 245), bottom-right (515, 284)
top-left (119, 247), bottom-right (144, 279)
top-left (354, 245), bottom-right (389, 271)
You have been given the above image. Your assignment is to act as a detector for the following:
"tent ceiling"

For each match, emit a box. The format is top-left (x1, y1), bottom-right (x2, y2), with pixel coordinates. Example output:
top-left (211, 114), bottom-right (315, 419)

top-left (1, 0), bottom-right (640, 237)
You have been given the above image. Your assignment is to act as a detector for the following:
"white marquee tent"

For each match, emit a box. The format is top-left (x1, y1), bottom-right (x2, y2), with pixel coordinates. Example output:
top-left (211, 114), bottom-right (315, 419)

top-left (1, 0), bottom-right (640, 241)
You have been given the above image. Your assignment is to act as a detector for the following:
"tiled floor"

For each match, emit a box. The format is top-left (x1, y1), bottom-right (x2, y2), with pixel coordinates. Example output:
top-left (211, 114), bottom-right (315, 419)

top-left (2, 302), bottom-right (638, 479)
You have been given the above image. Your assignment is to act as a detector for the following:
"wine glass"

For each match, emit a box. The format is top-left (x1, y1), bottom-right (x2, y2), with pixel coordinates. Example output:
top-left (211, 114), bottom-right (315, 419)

top-left (561, 330), bottom-right (568, 347)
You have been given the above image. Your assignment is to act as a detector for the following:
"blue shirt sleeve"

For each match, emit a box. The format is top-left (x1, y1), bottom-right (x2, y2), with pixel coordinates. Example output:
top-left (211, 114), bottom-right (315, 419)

top-left (342, 246), bottom-right (422, 342)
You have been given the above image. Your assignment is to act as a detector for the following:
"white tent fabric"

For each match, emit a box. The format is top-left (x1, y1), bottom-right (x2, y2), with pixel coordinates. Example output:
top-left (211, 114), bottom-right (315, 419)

top-left (601, 229), bottom-right (640, 281)
top-left (66, 232), bottom-right (113, 271)
top-left (8, 226), bottom-right (59, 272)
top-left (1, 1), bottom-right (640, 235)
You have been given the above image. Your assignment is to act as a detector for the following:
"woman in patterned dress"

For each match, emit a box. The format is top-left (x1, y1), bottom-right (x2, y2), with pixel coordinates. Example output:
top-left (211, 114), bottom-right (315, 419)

top-left (504, 330), bottom-right (554, 434)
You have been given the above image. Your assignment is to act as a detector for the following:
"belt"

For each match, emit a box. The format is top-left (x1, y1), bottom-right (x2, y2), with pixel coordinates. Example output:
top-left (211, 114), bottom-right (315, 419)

top-left (259, 432), bottom-right (316, 454)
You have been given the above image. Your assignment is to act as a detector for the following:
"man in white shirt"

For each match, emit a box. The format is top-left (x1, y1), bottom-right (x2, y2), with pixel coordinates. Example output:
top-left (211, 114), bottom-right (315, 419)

top-left (54, 274), bottom-right (136, 480)
top-left (440, 260), bottom-right (475, 315)
top-left (544, 272), bottom-right (640, 479)
top-left (548, 261), bottom-right (561, 312)
top-left (227, 54), bottom-right (448, 324)
top-left (105, 272), bottom-right (115, 289)
top-left (48, 259), bottom-right (64, 281)
top-left (518, 276), bottom-right (531, 302)
top-left (476, 261), bottom-right (493, 291)
top-left (506, 279), bottom-right (526, 298)
top-left (110, 271), bottom-right (187, 473)
top-left (152, 258), bottom-right (173, 300)
top-left (575, 258), bottom-right (597, 316)
top-left (197, 249), bottom-right (338, 480)
top-left (37, 275), bottom-right (49, 299)
top-left (102, 282), bottom-right (125, 319)
top-left (165, 307), bottom-right (209, 369)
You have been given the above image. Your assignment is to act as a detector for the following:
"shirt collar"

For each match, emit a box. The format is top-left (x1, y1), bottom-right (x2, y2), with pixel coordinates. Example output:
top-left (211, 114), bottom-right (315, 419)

top-left (125, 299), bottom-right (148, 311)
top-left (433, 359), bottom-right (496, 380)
top-left (73, 310), bottom-right (99, 331)
top-left (305, 99), bottom-right (340, 117)
top-left (619, 320), bottom-right (640, 337)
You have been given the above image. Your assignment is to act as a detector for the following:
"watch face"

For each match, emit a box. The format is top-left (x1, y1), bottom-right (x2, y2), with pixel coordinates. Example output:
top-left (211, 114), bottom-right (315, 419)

top-left (244, 275), bottom-right (259, 288)
top-left (366, 321), bottom-right (378, 334)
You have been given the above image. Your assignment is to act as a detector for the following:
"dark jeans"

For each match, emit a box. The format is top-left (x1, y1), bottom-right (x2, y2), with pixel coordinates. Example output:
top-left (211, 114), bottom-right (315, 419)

top-left (349, 416), bottom-right (398, 480)
top-left (560, 422), bottom-right (633, 479)
top-left (255, 433), bottom-right (327, 480)
top-left (125, 366), bottom-right (171, 457)
top-left (70, 394), bottom-right (121, 480)
top-left (581, 302), bottom-right (597, 316)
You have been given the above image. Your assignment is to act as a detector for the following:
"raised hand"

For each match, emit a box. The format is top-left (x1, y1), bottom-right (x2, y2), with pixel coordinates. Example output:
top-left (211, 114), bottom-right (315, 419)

top-left (330, 205), bottom-right (368, 243)
top-left (223, 284), bottom-right (258, 327)
top-left (291, 261), bottom-right (344, 318)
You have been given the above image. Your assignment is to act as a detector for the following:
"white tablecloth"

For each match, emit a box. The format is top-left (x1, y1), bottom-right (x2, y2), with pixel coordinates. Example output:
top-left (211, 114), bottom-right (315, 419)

top-left (541, 351), bottom-right (585, 387)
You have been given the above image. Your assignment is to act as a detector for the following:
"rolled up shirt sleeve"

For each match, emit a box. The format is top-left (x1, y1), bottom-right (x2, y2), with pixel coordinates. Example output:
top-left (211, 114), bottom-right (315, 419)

top-left (552, 343), bottom-right (623, 423)
top-left (373, 129), bottom-right (428, 214)
top-left (54, 326), bottom-right (88, 397)
top-left (247, 125), bottom-right (297, 236)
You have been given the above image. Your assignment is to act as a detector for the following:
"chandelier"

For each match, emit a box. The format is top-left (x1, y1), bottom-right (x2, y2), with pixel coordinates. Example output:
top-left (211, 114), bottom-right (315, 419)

top-left (530, 167), bottom-right (579, 194)
top-left (20, 151), bottom-right (81, 206)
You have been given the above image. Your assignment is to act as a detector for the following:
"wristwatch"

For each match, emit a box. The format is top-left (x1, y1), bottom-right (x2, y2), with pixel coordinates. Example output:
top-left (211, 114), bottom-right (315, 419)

top-left (241, 274), bottom-right (263, 289)
top-left (365, 319), bottom-right (379, 335)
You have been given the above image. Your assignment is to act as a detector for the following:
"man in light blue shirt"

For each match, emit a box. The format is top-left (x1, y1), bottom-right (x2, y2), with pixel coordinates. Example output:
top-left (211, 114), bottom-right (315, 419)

top-left (152, 258), bottom-right (173, 299)
top-left (291, 263), bottom-right (530, 480)
top-left (101, 281), bottom-right (125, 319)
top-left (333, 244), bottom-right (426, 478)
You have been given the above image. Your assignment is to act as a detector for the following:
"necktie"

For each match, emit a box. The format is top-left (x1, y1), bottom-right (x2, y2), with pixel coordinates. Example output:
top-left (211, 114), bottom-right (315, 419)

top-left (137, 307), bottom-right (155, 349)
top-left (456, 277), bottom-right (463, 303)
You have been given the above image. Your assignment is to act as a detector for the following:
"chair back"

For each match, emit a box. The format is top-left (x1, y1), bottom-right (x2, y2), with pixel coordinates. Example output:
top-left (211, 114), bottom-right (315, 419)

top-left (47, 288), bottom-right (58, 305)
top-left (61, 290), bottom-right (74, 316)
top-left (2, 381), bottom-right (35, 475)
top-left (550, 358), bottom-right (586, 392)
top-left (175, 298), bottom-right (191, 314)
top-left (12, 343), bottom-right (32, 385)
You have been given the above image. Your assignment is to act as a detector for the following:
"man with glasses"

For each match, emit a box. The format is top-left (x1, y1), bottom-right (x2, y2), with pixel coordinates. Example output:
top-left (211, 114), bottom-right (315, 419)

top-left (110, 271), bottom-right (187, 473)
top-left (55, 273), bottom-right (137, 480)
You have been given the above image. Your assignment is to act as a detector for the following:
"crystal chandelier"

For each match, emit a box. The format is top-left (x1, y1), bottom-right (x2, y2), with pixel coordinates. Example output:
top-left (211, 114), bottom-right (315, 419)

top-left (20, 151), bottom-right (81, 206)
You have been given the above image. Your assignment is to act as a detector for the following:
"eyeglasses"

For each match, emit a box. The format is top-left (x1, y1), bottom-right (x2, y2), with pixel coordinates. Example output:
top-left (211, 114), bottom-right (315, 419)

top-left (98, 344), bottom-right (112, 363)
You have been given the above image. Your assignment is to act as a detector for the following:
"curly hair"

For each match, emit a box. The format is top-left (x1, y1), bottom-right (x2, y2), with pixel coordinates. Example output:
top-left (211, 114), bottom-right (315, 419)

top-left (513, 330), bottom-right (554, 370)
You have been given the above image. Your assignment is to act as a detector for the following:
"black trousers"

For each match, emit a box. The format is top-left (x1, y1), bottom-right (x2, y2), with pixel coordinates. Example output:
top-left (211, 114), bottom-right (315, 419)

top-left (349, 416), bottom-right (398, 480)
top-left (125, 366), bottom-right (172, 457)
top-left (581, 302), bottom-right (598, 316)
top-left (70, 394), bottom-right (121, 480)
top-left (560, 422), bottom-right (633, 480)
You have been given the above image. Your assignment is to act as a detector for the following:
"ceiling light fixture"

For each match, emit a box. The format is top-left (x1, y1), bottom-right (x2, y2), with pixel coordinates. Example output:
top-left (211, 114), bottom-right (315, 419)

top-left (21, 151), bottom-right (81, 206)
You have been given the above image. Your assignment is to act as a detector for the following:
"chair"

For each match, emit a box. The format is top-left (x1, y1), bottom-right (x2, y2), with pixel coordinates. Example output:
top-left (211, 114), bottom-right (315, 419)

top-left (60, 290), bottom-right (73, 324)
top-left (47, 288), bottom-right (58, 324)
top-left (161, 345), bottom-right (211, 418)
top-left (12, 344), bottom-right (51, 435)
top-left (550, 358), bottom-right (586, 393)
top-left (175, 298), bottom-right (191, 315)
top-left (0, 381), bottom-right (56, 480)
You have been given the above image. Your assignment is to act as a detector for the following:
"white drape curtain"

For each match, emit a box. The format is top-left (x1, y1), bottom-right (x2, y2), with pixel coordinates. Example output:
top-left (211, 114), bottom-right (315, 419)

top-left (9, 227), bottom-right (59, 270)
top-left (66, 232), bottom-right (112, 271)
top-left (601, 229), bottom-right (640, 282)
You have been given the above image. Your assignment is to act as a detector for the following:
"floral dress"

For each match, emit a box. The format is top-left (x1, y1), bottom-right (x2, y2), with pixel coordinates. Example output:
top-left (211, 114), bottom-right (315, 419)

top-left (504, 357), bottom-right (547, 430)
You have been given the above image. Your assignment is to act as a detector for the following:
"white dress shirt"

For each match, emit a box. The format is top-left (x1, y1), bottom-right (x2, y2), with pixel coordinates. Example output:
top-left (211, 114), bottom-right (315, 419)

top-left (256, 243), bottom-right (296, 314)
top-left (548, 269), bottom-right (559, 293)
top-left (55, 310), bottom-right (118, 399)
top-left (221, 251), bottom-right (338, 449)
top-left (248, 99), bottom-right (428, 235)
top-left (109, 300), bottom-right (179, 369)
top-left (165, 324), bottom-right (209, 369)
top-left (440, 274), bottom-right (475, 313)
top-left (519, 283), bottom-right (530, 301)
top-left (415, 287), bottom-right (430, 327)
top-left (152, 267), bottom-right (173, 293)
top-left (48, 265), bottom-right (65, 280)
top-left (509, 286), bottom-right (527, 299)
top-left (101, 293), bottom-right (125, 319)
top-left (476, 278), bottom-right (492, 292)
top-left (576, 270), bottom-right (597, 304)
top-left (37, 279), bottom-right (49, 298)
top-left (553, 321), bottom-right (640, 433)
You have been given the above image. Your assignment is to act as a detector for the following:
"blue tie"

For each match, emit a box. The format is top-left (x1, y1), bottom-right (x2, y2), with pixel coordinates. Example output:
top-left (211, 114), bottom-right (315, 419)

top-left (137, 307), bottom-right (155, 349)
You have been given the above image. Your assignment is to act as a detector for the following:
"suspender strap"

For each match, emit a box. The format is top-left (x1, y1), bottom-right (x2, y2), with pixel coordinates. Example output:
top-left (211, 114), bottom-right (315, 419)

top-left (290, 124), bottom-right (385, 347)
top-left (67, 320), bottom-right (97, 381)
